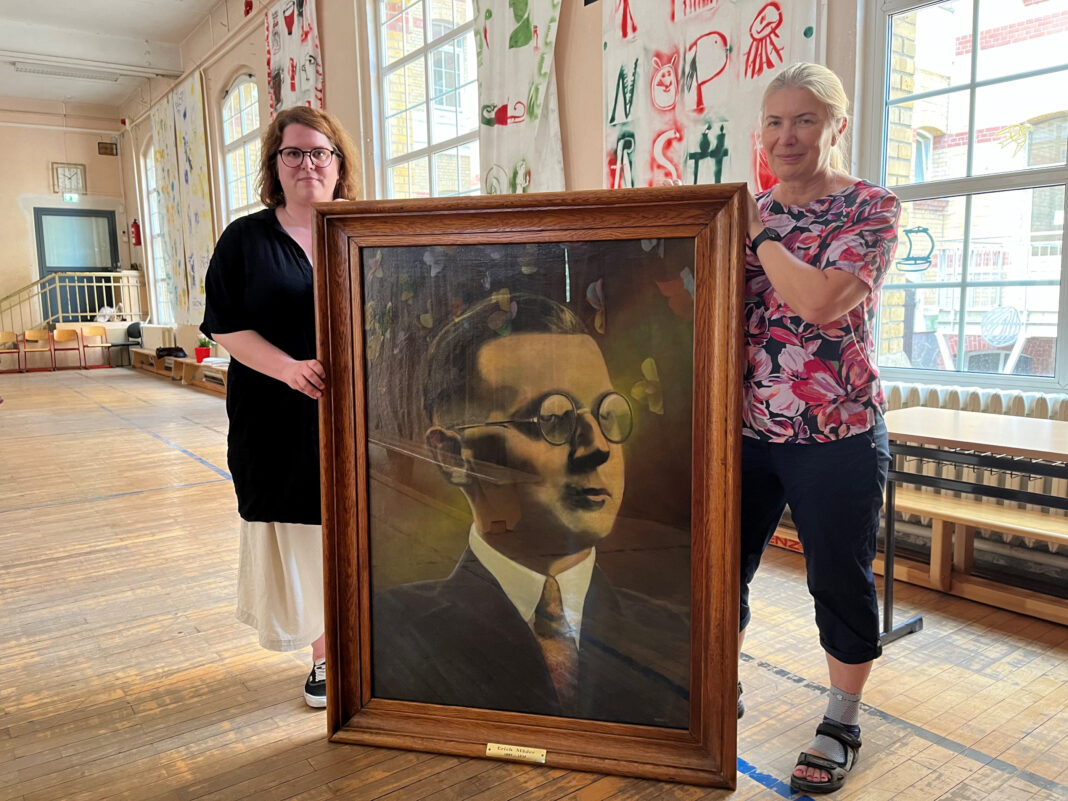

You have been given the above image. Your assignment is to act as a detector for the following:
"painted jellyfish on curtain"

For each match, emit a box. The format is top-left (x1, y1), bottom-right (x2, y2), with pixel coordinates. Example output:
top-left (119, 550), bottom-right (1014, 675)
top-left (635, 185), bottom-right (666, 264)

top-left (744, 2), bottom-right (784, 79)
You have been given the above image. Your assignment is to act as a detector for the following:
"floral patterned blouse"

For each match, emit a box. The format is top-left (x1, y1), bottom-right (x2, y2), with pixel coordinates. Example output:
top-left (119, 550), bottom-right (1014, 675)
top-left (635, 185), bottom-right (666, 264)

top-left (743, 180), bottom-right (900, 444)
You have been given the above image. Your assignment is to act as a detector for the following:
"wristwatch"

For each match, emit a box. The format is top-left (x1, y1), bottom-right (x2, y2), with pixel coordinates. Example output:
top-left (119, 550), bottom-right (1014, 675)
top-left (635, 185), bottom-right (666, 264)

top-left (750, 226), bottom-right (783, 253)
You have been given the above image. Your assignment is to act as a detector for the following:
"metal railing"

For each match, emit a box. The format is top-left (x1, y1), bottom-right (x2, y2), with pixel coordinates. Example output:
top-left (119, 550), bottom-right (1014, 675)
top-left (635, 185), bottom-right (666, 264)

top-left (0, 271), bottom-right (147, 334)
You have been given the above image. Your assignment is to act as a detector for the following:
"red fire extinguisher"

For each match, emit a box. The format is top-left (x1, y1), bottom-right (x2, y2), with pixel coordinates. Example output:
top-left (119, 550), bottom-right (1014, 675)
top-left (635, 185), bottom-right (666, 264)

top-left (130, 218), bottom-right (142, 247)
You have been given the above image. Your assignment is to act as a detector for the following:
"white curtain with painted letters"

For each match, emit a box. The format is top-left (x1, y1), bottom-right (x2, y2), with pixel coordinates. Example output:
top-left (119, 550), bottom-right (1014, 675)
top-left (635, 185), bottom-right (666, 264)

top-left (603, 0), bottom-right (818, 190)
top-left (474, 0), bottom-right (565, 193)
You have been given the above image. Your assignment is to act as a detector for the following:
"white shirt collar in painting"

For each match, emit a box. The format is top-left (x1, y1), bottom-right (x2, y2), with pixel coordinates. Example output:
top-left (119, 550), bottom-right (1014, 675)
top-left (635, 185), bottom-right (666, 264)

top-left (468, 524), bottom-right (595, 646)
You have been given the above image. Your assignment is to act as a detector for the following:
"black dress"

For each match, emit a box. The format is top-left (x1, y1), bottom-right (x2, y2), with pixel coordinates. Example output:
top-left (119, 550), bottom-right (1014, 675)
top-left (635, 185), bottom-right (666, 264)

top-left (200, 209), bottom-right (321, 525)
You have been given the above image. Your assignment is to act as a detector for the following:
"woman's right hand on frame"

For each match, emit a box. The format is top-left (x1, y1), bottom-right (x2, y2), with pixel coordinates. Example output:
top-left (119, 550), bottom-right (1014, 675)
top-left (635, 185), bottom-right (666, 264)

top-left (281, 358), bottom-right (326, 399)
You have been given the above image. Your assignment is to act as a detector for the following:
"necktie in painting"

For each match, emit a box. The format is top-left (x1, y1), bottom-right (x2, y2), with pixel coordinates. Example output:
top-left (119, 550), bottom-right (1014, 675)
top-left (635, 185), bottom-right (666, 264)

top-left (533, 575), bottom-right (579, 712)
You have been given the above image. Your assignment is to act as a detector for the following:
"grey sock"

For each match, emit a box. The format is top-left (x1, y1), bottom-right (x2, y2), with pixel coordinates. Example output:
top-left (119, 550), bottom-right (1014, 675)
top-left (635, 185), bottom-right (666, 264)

top-left (807, 686), bottom-right (861, 764)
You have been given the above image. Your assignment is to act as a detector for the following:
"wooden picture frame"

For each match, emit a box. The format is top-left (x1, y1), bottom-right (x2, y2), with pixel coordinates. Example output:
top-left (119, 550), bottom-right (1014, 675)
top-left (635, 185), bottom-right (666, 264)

top-left (314, 185), bottom-right (746, 787)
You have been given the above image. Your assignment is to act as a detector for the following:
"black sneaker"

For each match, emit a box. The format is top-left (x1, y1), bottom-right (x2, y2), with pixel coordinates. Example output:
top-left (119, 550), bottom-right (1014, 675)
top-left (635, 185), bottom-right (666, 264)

top-left (304, 658), bottom-right (326, 708)
top-left (737, 681), bottom-right (745, 719)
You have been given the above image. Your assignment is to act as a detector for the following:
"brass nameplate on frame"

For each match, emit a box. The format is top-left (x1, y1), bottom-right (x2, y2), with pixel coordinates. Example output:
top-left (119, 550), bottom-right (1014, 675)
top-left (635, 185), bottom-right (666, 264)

top-left (486, 743), bottom-right (547, 764)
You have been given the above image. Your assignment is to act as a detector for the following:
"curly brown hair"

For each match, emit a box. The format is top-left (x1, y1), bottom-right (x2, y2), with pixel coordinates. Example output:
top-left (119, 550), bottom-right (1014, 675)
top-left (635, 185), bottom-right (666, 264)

top-left (257, 106), bottom-right (360, 208)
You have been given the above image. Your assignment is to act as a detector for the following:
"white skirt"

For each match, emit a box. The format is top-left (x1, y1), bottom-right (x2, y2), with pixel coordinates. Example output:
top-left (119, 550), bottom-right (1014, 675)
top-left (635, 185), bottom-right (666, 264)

top-left (235, 520), bottom-right (324, 652)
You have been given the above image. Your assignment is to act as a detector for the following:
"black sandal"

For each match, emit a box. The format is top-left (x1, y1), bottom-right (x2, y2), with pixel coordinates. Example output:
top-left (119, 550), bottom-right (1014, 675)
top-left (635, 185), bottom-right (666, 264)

top-left (789, 721), bottom-right (861, 795)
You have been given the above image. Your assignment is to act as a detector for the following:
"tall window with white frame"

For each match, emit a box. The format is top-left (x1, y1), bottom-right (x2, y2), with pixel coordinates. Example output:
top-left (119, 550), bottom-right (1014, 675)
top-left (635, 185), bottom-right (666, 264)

top-left (377, 0), bottom-right (479, 198)
top-left (142, 141), bottom-right (174, 327)
top-left (222, 75), bottom-right (263, 223)
top-left (871, 0), bottom-right (1068, 387)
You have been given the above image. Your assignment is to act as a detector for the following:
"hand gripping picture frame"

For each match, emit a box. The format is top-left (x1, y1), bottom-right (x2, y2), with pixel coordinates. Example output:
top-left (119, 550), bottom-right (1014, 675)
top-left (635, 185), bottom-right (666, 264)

top-left (314, 185), bottom-right (746, 788)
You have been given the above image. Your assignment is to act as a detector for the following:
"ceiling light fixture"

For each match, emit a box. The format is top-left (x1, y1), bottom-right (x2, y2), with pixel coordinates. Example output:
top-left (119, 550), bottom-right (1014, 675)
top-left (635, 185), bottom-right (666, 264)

top-left (13, 61), bottom-right (121, 82)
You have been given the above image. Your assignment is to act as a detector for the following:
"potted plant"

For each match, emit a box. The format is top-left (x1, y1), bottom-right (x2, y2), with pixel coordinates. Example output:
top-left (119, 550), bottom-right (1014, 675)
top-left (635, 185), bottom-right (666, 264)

top-left (195, 336), bottom-right (212, 364)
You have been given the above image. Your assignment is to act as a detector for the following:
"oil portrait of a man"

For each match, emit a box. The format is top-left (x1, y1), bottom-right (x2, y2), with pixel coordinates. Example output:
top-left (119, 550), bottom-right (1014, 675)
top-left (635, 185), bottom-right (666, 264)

top-left (362, 241), bottom-right (698, 729)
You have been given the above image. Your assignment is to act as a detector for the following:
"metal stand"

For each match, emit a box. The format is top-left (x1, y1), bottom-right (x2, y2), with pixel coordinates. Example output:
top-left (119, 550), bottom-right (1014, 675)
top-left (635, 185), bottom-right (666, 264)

top-left (879, 479), bottom-right (924, 645)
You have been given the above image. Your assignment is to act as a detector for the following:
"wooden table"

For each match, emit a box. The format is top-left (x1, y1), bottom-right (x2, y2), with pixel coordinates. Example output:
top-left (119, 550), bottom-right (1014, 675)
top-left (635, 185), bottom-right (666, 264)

top-left (882, 408), bottom-right (1068, 642)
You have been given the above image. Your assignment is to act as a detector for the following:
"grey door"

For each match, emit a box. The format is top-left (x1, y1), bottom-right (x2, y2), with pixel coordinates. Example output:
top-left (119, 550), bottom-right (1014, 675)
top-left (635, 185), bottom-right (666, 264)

top-left (34, 208), bottom-right (120, 323)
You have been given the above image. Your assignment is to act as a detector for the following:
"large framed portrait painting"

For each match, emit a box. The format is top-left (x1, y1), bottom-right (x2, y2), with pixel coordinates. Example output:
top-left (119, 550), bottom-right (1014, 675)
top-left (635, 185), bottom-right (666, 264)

top-left (314, 186), bottom-right (745, 787)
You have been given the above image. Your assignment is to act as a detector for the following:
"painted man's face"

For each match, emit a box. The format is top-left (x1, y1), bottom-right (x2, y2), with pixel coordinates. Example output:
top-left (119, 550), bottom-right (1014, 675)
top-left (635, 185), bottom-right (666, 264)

top-left (460, 333), bottom-right (626, 555)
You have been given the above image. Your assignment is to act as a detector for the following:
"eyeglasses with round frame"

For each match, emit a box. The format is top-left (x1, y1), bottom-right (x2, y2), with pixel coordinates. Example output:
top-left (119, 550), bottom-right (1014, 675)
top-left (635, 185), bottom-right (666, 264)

top-left (452, 392), bottom-right (634, 446)
top-left (276, 147), bottom-right (340, 168)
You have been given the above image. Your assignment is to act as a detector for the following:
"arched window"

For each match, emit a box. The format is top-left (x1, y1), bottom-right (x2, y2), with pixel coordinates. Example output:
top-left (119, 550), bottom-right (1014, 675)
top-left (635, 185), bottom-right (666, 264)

top-left (142, 138), bottom-right (174, 326)
top-left (222, 75), bottom-right (262, 223)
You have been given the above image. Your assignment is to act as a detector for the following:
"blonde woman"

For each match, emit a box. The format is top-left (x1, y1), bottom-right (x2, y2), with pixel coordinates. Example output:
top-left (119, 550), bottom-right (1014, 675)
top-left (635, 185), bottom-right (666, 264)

top-left (739, 63), bottom-right (900, 794)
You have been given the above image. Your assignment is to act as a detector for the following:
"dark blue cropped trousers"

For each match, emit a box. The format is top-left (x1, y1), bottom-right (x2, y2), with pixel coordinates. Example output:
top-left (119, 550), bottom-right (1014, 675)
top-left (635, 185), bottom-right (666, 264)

top-left (739, 415), bottom-right (890, 664)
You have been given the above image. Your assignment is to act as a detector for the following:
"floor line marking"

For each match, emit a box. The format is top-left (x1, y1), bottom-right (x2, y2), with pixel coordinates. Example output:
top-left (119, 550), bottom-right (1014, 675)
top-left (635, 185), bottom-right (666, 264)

top-left (737, 757), bottom-right (812, 799)
top-left (68, 383), bottom-right (232, 480)
top-left (742, 652), bottom-right (1064, 795)
top-left (0, 480), bottom-right (230, 514)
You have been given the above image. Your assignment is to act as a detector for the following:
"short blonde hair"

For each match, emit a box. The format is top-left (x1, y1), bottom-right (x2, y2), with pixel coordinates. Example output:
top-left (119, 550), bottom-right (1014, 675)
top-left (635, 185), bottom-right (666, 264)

top-left (763, 62), bottom-right (850, 171)
top-left (257, 106), bottom-right (360, 208)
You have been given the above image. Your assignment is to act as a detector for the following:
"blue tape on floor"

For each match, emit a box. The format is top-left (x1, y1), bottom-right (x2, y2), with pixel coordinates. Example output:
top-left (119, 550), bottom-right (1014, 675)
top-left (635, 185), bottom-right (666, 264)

top-left (737, 757), bottom-right (812, 799)
top-left (68, 383), bottom-right (232, 480)
top-left (742, 652), bottom-right (1067, 796)
top-left (2, 480), bottom-right (229, 513)
top-left (103, 405), bottom-right (232, 479)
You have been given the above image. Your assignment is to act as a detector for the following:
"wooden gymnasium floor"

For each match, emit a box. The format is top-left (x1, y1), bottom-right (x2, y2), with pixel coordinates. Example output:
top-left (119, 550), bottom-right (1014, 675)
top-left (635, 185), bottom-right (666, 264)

top-left (1, 368), bottom-right (1066, 801)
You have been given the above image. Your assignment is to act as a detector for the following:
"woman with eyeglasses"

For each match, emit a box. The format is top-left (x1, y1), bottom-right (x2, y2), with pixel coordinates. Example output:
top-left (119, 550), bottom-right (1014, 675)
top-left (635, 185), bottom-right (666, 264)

top-left (200, 106), bottom-right (358, 708)
top-left (739, 63), bottom-right (900, 794)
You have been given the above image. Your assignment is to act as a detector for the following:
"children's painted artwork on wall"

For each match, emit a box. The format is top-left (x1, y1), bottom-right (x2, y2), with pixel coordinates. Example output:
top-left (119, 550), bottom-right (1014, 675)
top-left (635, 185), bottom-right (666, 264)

top-left (265, 0), bottom-right (322, 119)
top-left (602, 0), bottom-right (817, 190)
top-left (172, 73), bottom-right (215, 320)
top-left (475, 0), bottom-right (565, 193)
top-left (149, 99), bottom-right (189, 319)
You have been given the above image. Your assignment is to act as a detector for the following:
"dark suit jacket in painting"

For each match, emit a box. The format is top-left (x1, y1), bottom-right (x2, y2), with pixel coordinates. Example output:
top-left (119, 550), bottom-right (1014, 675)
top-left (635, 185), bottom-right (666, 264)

top-left (371, 549), bottom-right (690, 728)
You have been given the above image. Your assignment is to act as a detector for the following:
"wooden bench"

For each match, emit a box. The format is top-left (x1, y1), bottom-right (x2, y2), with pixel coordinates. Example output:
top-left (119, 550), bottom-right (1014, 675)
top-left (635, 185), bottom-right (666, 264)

top-left (889, 487), bottom-right (1068, 625)
top-left (174, 357), bottom-right (228, 397)
top-left (131, 347), bottom-right (176, 378)
top-left (772, 493), bottom-right (1068, 626)
top-left (131, 349), bottom-right (229, 397)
